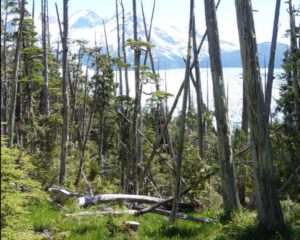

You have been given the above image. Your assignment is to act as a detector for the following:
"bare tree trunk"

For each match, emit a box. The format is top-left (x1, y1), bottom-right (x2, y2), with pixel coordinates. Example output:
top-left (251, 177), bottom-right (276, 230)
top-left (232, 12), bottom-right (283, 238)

top-left (71, 45), bottom-right (83, 122)
top-left (41, 0), bottom-right (49, 115)
top-left (103, 20), bottom-right (109, 55)
top-left (265, 0), bottom-right (281, 123)
top-left (59, 0), bottom-right (70, 185)
top-left (120, 0), bottom-right (129, 97)
top-left (116, 0), bottom-right (126, 188)
top-left (8, 0), bottom-right (25, 147)
top-left (170, 0), bottom-right (193, 222)
top-left (116, 0), bottom-right (123, 96)
top-left (241, 82), bottom-right (248, 133)
top-left (288, 0), bottom-right (300, 131)
top-left (74, 109), bottom-right (94, 186)
top-left (131, 0), bottom-right (142, 194)
top-left (1, 0), bottom-right (8, 136)
top-left (190, 0), bottom-right (221, 71)
top-left (235, 0), bottom-right (284, 231)
top-left (192, 16), bottom-right (205, 159)
top-left (141, 0), bottom-right (156, 66)
top-left (98, 107), bottom-right (105, 165)
top-left (205, 0), bottom-right (240, 216)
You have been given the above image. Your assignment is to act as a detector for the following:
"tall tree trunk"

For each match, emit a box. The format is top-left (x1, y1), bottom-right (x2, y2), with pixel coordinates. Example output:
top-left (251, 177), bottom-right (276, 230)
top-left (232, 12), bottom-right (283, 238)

top-left (59, 0), bottom-right (70, 185)
top-left (235, 0), bottom-right (284, 231)
top-left (205, 0), bottom-right (240, 216)
top-left (1, 0), bottom-right (8, 136)
top-left (241, 82), bottom-right (248, 133)
top-left (116, 0), bottom-right (123, 96)
top-left (288, 0), bottom-right (300, 131)
top-left (8, 0), bottom-right (25, 147)
top-left (41, 0), bottom-right (49, 115)
top-left (71, 45), bottom-right (82, 122)
top-left (98, 106), bottom-right (105, 165)
top-left (192, 16), bottom-right (205, 159)
top-left (131, 0), bottom-right (142, 194)
top-left (120, 0), bottom-right (129, 97)
top-left (170, 0), bottom-right (193, 222)
top-left (116, 0), bottom-right (126, 188)
top-left (103, 20), bottom-right (109, 55)
top-left (265, 0), bottom-right (281, 123)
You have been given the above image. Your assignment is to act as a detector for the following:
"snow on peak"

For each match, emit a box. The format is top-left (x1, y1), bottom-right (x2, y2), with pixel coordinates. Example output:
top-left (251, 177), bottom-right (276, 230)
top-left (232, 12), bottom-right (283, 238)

top-left (70, 9), bottom-right (102, 29)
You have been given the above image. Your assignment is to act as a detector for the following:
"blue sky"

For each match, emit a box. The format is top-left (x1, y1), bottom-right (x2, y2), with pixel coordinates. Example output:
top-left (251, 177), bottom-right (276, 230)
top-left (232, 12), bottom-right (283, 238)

top-left (29, 0), bottom-right (291, 45)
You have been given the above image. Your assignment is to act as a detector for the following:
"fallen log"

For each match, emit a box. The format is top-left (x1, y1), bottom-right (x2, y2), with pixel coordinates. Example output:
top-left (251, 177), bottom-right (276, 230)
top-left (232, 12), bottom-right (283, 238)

top-left (66, 207), bottom-right (215, 224)
top-left (134, 188), bottom-right (190, 216)
top-left (133, 205), bottom-right (215, 223)
top-left (65, 210), bottom-right (138, 217)
top-left (78, 194), bottom-right (163, 207)
top-left (48, 187), bottom-right (83, 205)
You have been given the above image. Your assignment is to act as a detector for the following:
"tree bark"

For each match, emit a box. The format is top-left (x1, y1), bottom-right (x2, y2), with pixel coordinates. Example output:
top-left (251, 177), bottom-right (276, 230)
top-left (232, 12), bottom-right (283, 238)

top-left (265, 0), bottom-right (281, 123)
top-left (1, 0), bottom-right (8, 136)
top-left (241, 82), bottom-right (248, 133)
top-left (120, 0), bottom-right (129, 97)
top-left (8, 0), bottom-right (25, 147)
top-left (235, 0), bottom-right (284, 231)
top-left (192, 16), bottom-right (205, 159)
top-left (288, 0), bottom-right (300, 131)
top-left (170, 0), bottom-right (192, 222)
top-left (205, 0), bottom-right (240, 216)
top-left (41, 0), bottom-right (49, 115)
top-left (116, 0), bottom-right (123, 96)
top-left (131, 0), bottom-right (142, 194)
top-left (59, 0), bottom-right (70, 185)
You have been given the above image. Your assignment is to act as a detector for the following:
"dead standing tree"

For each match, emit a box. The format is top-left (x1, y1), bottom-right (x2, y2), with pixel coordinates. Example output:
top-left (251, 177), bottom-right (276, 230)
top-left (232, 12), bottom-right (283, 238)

top-left (288, 0), bottom-right (300, 131)
top-left (235, 0), bottom-right (284, 231)
top-left (130, 0), bottom-right (143, 194)
top-left (170, 0), bottom-right (193, 222)
top-left (265, 0), bottom-right (281, 123)
top-left (192, 15), bottom-right (205, 159)
top-left (204, 0), bottom-right (240, 216)
top-left (1, 0), bottom-right (9, 136)
top-left (59, 0), bottom-right (70, 185)
top-left (8, 0), bottom-right (26, 147)
top-left (41, 0), bottom-right (50, 115)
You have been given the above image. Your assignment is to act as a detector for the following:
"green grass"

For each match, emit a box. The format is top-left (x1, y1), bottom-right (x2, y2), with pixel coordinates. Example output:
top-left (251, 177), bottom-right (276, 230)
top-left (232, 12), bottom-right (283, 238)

top-left (2, 147), bottom-right (299, 239)
top-left (24, 201), bottom-right (300, 240)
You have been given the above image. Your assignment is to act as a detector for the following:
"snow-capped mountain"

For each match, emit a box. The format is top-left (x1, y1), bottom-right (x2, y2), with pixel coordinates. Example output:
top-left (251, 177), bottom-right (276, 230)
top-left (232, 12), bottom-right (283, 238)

top-left (43, 9), bottom-right (288, 68)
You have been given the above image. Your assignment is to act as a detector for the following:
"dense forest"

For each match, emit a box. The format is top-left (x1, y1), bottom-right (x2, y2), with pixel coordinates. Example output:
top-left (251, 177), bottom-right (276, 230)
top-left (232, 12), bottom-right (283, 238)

top-left (1, 0), bottom-right (300, 239)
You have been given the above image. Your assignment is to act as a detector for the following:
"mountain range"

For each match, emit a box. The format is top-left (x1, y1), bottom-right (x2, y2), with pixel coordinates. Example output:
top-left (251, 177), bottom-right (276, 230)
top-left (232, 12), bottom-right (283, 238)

top-left (29, 9), bottom-right (289, 69)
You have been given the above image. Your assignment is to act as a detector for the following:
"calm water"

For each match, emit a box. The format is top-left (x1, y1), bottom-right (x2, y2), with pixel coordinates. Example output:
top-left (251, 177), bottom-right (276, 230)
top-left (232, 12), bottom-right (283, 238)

top-left (117, 67), bottom-right (284, 127)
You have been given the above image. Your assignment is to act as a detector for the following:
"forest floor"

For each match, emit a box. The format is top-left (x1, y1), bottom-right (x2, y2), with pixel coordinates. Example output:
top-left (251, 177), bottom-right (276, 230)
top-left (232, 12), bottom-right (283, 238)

top-left (1, 146), bottom-right (300, 240)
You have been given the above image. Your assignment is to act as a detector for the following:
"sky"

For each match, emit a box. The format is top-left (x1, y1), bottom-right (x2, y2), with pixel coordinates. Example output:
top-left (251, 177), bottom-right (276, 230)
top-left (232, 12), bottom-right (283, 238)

top-left (28, 0), bottom-right (293, 46)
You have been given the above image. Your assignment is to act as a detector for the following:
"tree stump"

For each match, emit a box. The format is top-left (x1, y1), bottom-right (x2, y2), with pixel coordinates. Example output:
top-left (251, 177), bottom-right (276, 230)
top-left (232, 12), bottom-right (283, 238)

top-left (125, 221), bottom-right (140, 232)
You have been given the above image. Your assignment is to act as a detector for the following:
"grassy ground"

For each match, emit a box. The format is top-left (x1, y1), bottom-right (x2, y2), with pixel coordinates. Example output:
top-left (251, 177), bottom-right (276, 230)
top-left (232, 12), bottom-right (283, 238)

top-left (4, 200), bottom-right (300, 240)
top-left (1, 146), bottom-right (300, 239)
